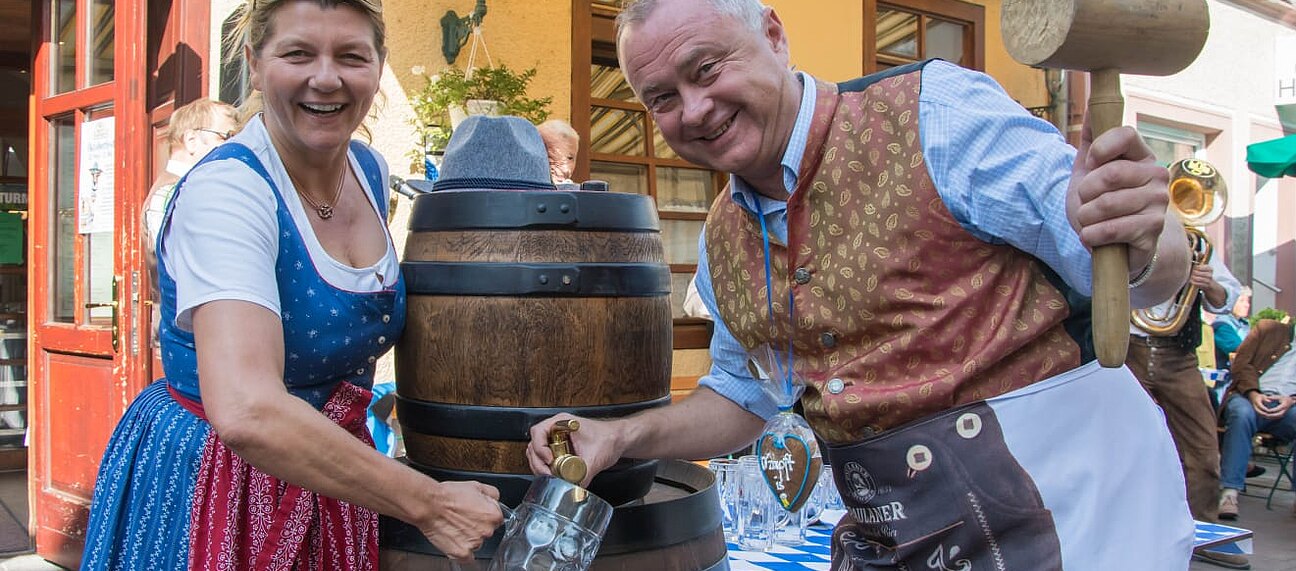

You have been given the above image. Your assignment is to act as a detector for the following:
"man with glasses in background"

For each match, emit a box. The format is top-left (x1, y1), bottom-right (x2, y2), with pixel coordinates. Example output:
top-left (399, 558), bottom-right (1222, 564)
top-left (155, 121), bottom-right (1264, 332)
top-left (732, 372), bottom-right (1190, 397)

top-left (142, 99), bottom-right (240, 351)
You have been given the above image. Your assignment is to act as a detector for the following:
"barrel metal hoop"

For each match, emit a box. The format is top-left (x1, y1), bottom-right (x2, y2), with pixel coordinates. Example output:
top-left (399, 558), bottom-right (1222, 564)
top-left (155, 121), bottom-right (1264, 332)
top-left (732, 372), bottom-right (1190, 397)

top-left (401, 261), bottom-right (672, 297)
top-left (403, 460), bottom-right (659, 520)
top-left (408, 190), bottom-right (661, 231)
top-left (596, 460), bottom-right (724, 554)
top-left (390, 460), bottom-right (721, 558)
top-left (395, 394), bottom-right (672, 441)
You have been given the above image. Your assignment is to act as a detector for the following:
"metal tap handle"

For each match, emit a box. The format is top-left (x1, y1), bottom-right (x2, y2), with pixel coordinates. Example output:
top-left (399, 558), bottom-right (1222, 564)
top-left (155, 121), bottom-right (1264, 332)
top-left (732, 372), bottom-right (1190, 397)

top-left (547, 420), bottom-right (588, 485)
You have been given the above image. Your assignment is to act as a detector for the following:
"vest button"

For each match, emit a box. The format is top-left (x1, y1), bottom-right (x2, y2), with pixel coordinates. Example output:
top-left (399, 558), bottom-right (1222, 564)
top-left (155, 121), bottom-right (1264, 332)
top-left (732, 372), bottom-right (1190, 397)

top-left (826, 378), bottom-right (845, 394)
top-left (820, 332), bottom-right (837, 348)
top-left (794, 267), bottom-right (811, 284)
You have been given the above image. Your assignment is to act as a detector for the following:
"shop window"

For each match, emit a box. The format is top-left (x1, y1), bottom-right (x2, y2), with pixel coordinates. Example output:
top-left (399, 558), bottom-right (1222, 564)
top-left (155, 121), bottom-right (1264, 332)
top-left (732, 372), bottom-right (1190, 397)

top-left (0, 118), bottom-right (27, 453)
top-left (865, 0), bottom-right (983, 73)
top-left (1138, 122), bottom-right (1206, 168)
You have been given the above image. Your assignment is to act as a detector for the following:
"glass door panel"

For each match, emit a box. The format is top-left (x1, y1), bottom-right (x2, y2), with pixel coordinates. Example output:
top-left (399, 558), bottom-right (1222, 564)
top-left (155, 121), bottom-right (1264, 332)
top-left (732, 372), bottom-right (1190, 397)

top-left (87, 0), bottom-right (115, 85)
top-left (52, 0), bottom-right (78, 94)
top-left (81, 110), bottom-right (115, 324)
top-left (50, 115), bottom-right (76, 323)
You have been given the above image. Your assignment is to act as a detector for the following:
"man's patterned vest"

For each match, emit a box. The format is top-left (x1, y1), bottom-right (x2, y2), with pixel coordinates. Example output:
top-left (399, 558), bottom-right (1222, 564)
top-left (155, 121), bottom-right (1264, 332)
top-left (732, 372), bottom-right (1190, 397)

top-left (706, 67), bottom-right (1085, 444)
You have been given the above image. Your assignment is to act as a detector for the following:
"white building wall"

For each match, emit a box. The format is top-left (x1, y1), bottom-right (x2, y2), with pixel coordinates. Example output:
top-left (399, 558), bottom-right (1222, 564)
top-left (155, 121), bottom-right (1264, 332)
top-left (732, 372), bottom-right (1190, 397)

top-left (1122, 0), bottom-right (1296, 312)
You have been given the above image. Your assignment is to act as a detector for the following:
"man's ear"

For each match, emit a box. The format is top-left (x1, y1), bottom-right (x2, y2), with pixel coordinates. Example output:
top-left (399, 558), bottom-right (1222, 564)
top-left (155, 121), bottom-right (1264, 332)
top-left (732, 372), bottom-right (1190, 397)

top-left (763, 7), bottom-right (790, 60)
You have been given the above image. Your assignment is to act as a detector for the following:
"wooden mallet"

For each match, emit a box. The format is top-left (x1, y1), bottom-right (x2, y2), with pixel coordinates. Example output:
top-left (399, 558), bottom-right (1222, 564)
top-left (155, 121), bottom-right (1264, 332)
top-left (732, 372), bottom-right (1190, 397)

top-left (1001, 0), bottom-right (1210, 367)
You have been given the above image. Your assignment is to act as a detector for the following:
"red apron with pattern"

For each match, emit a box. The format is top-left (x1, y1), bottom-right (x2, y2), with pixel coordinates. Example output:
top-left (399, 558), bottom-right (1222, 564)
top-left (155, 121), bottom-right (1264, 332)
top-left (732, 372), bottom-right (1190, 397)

top-left (174, 382), bottom-right (379, 571)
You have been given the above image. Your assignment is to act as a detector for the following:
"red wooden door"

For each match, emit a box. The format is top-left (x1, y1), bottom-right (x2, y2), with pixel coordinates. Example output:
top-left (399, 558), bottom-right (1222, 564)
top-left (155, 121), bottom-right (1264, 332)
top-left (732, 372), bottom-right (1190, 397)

top-left (27, 0), bottom-right (154, 565)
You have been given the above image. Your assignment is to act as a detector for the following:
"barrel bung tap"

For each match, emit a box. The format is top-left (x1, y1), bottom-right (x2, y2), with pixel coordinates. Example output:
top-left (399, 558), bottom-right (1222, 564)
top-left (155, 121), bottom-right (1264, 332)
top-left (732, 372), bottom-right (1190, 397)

top-left (548, 419), bottom-right (588, 487)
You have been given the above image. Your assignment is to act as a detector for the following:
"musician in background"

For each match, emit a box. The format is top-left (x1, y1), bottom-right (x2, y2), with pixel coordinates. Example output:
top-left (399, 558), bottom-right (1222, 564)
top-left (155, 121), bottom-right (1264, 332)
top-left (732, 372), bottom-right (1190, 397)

top-left (1126, 159), bottom-right (1241, 527)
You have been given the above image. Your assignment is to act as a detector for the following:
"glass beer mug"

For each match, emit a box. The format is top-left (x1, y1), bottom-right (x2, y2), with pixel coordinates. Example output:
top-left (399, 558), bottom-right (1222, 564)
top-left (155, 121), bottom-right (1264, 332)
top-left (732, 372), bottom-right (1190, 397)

top-left (490, 476), bottom-right (613, 571)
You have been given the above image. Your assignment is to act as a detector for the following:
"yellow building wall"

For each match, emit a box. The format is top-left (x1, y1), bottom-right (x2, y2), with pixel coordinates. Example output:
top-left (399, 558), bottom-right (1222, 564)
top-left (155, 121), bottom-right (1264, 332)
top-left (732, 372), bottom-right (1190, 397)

top-left (768, 0), bottom-right (864, 81)
top-left (384, 1), bottom-right (573, 123)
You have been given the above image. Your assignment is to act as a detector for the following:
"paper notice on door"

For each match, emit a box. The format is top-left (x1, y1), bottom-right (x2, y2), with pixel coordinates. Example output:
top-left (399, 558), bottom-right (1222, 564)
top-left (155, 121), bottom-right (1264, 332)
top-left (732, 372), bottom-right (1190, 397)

top-left (78, 116), bottom-right (115, 235)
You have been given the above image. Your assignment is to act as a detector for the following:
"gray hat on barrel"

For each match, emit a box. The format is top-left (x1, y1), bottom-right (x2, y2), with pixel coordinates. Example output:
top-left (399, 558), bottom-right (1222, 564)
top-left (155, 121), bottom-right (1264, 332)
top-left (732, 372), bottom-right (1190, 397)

top-left (431, 115), bottom-right (558, 191)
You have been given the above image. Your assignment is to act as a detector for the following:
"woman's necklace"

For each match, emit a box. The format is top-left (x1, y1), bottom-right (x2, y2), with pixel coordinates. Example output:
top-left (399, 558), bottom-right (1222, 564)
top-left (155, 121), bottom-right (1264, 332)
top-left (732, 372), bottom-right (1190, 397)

top-left (289, 163), bottom-right (348, 220)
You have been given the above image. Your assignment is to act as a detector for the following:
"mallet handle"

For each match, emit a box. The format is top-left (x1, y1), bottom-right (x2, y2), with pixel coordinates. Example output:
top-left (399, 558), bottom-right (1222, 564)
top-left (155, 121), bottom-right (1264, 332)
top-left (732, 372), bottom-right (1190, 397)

top-left (1088, 68), bottom-right (1129, 368)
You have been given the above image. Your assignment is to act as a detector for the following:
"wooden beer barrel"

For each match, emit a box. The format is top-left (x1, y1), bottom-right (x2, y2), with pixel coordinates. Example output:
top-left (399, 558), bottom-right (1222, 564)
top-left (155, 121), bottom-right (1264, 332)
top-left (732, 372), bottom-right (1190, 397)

top-left (395, 189), bottom-right (673, 507)
top-left (380, 460), bottom-right (729, 571)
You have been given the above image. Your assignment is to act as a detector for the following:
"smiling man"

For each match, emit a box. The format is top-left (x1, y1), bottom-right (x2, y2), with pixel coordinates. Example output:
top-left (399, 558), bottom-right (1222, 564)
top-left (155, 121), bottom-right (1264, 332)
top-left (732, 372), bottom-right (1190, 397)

top-left (528, 1), bottom-right (1196, 568)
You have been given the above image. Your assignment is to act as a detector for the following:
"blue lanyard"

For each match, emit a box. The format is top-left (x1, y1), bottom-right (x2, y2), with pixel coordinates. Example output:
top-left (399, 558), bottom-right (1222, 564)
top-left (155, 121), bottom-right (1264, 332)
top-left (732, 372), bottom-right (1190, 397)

top-left (758, 208), bottom-right (796, 410)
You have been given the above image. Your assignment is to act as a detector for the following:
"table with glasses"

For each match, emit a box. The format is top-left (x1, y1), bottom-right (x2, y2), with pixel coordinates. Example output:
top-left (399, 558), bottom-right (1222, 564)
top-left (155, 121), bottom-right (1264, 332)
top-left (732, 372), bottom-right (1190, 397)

top-left (709, 458), bottom-right (1254, 570)
top-left (724, 515), bottom-right (1253, 570)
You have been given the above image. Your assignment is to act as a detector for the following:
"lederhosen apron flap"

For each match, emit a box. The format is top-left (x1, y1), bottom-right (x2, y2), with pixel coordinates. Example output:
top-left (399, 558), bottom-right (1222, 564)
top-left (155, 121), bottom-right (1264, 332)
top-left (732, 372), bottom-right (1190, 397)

top-left (826, 400), bottom-right (1062, 570)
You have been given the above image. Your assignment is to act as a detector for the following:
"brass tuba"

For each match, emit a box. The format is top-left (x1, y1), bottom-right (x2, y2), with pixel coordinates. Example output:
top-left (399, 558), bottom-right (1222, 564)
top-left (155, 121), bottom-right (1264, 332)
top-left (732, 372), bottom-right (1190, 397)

top-left (1131, 158), bottom-right (1227, 336)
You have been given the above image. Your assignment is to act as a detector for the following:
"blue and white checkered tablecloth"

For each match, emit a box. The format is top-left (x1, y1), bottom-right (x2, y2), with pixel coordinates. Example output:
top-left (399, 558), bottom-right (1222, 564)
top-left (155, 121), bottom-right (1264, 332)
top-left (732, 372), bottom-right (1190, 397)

top-left (726, 519), bottom-right (1252, 570)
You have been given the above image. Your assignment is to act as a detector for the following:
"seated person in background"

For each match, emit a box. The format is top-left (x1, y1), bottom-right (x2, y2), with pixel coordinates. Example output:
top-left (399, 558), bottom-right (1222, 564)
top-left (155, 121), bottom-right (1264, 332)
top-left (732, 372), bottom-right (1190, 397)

top-left (1218, 309), bottom-right (1296, 520)
top-left (537, 118), bottom-right (580, 188)
top-left (1213, 286), bottom-right (1253, 369)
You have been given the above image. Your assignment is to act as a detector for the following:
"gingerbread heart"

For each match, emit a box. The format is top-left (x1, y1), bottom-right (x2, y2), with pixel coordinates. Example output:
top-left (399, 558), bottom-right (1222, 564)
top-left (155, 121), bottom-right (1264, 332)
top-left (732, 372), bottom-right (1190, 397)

top-left (755, 431), bottom-right (823, 512)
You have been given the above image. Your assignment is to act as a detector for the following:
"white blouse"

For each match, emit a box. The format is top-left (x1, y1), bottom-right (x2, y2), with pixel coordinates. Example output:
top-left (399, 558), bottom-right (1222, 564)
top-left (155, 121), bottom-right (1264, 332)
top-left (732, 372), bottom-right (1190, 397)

top-left (161, 116), bottom-right (400, 332)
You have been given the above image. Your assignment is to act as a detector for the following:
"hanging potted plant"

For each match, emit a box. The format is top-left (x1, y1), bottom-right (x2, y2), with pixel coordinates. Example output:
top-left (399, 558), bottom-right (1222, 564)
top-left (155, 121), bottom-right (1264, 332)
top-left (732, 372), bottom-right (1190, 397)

top-left (408, 64), bottom-right (553, 172)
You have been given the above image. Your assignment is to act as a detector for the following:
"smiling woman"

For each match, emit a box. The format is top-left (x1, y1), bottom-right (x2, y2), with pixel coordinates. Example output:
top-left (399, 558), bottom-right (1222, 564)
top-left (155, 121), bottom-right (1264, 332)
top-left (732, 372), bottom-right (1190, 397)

top-left (79, 1), bottom-right (505, 569)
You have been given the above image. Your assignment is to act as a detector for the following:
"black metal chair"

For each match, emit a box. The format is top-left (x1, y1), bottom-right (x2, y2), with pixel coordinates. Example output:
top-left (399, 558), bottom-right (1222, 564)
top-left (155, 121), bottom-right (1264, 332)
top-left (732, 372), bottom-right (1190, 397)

top-left (1257, 433), bottom-right (1296, 509)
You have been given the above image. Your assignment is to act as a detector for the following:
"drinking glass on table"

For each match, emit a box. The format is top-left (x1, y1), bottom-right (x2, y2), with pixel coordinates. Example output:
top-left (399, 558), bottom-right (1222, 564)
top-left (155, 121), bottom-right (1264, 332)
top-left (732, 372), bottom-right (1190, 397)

top-left (736, 455), bottom-right (778, 551)
top-left (708, 457), bottom-right (740, 542)
top-left (773, 502), bottom-right (808, 547)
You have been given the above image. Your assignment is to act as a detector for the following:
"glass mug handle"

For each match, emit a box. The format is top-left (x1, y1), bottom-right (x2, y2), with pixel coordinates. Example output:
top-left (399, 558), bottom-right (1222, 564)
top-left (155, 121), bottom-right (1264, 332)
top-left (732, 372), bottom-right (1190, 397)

top-left (499, 502), bottom-right (517, 532)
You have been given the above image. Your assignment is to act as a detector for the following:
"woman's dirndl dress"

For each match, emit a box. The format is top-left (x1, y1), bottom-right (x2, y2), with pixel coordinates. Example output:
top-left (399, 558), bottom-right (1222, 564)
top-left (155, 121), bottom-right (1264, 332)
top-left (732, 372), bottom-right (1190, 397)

top-left (81, 133), bottom-right (406, 570)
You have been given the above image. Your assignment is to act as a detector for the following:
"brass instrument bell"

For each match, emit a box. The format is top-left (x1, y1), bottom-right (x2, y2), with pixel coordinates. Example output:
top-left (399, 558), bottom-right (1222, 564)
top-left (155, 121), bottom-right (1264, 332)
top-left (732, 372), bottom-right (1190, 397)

top-left (1168, 158), bottom-right (1226, 225)
top-left (1130, 158), bottom-right (1227, 336)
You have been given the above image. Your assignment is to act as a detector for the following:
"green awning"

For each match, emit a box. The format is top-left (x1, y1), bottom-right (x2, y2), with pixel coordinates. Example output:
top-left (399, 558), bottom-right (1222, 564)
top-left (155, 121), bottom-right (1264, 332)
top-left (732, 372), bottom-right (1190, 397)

top-left (1247, 134), bottom-right (1296, 178)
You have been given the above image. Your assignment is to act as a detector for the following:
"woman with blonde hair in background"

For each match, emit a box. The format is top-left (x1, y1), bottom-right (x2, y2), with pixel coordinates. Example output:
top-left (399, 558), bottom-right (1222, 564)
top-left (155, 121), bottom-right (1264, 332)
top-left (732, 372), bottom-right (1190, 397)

top-left (81, 1), bottom-right (502, 569)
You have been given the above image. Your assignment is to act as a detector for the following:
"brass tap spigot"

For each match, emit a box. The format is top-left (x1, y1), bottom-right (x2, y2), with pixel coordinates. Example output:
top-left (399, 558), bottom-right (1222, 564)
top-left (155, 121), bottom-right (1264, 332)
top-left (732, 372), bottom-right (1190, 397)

top-left (547, 419), bottom-right (588, 486)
